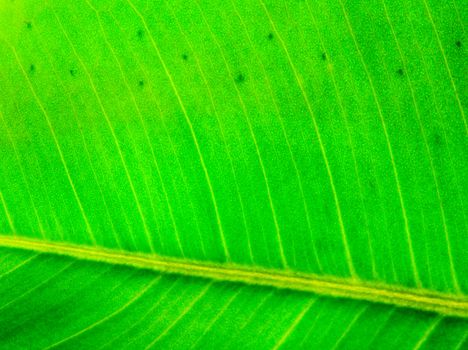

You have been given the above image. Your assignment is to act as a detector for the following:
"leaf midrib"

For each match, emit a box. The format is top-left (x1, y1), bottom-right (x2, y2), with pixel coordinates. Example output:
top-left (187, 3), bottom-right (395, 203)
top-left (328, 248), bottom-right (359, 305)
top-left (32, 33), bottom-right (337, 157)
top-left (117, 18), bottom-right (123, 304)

top-left (0, 235), bottom-right (467, 318)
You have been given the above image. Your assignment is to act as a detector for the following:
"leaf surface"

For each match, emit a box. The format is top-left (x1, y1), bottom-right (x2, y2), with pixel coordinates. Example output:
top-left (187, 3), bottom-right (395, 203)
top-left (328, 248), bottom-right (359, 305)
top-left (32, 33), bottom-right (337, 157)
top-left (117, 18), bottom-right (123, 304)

top-left (0, 0), bottom-right (466, 348)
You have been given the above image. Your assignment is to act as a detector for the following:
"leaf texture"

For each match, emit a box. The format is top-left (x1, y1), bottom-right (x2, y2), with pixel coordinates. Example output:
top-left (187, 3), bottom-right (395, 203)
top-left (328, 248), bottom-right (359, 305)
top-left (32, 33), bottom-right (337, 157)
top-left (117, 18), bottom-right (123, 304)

top-left (0, 0), bottom-right (466, 348)
top-left (1, 248), bottom-right (467, 349)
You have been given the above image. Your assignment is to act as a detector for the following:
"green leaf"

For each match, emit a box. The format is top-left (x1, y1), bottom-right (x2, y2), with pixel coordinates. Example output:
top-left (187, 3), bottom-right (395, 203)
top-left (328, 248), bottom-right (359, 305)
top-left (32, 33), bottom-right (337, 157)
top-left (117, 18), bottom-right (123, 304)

top-left (0, 0), bottom-right (466, 348)
top-left (1, 248), bottom-right (467, 349)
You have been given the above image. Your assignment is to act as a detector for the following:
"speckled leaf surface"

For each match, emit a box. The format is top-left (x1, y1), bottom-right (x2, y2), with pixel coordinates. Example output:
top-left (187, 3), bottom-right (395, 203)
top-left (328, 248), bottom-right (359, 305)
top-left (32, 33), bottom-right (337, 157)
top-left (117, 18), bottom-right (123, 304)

top-left (0, 0), bottom-right (466, 348)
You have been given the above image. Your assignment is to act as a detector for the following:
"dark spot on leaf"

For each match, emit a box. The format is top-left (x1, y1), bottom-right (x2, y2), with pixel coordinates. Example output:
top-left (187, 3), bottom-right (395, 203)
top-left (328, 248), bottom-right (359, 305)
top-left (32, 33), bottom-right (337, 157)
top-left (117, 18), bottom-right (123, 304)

top-left (397, 68), bottom-right (404, 76)
top-left (455, 40), bottom-right (461, 48)
top-left (321, 52), bottom-right (327, 61)
top-left (138, 80), bottom-right (144, 87)
top-left (137, 29), bottom-right (144, 38)
top-left (182, 53), bottom-right (188, 61)
top-left (433, 133), bottom-right (442, 146)
top-left (235, 73), bottom-right (245, 83)
top-left (29, 64), bottom-right (35, 72)
top-left (25, 21), bottom-right (32, 29)
top-left (267, 33), bottom-right (274, 40)
top-left (69, 69), bottom-right (76, 76)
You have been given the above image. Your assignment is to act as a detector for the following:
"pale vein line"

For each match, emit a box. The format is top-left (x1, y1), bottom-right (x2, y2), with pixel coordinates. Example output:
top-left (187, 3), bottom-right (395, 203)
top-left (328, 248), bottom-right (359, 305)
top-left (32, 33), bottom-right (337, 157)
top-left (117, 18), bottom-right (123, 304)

top-left (85, 1), bottom-right (184, 256)
top-left (258, 0), bottom-right (356, 277)
top-left (32, 32), bottom-right (123, 248)
top-left (125, 0), bottom-right (230, 260)
top-left (363, 307), bottom-right (397, 347)
top-left (450, 0), bottom-right (465, 35)
top-left (77, 94), bottom-right (138, 250)
top-left (30, 149), bottom-right (64, 240)
top-left (454, 332), bottom-right (468, 350)
top-left (0, 111), bottom-right (46, 238)
top-left (240, 297), bottom-right (298, 348)
top-left (377, 19), bottom-right (436, 291)
top-left (50, 8), bottom-right (155, 252)
top-left (330, 304), bottom-right (369, 350)
top-left (0, 253), bottom-right (11, 269)
top-left (381, 0), bottom-right (460, 293)
top-left (163, 0), bottom-right (252, 262)
top-left (46, 276), bottom-right (161, 349)
top-left (0, 253), bottom-right (38, 279)
top-left (192, 0), bottom-right (287, 267)
top-left (1, 63), bottom-right (65, 242)
top-left (223, 13), bottom-right (293, 267)
top-left (308, 29), bottom-right (397, 281)
top-left (330, 63), bottom-right (378, 277)
top-left (301, 299), bottom-right (355, 347)
top-left (182, 16), bottom-right (272, 266)
top-left (304, 0), bottom-right (376, 277)
top-left (0, 56), bottom-right (64, 239)
top-left (194, 1), bottom-right (288, 268)
top-left (420, 0), bottom-right (467, 134)
top-left (419, 210), bottom-right (436, 289)
top-left (107, 11), bottom-right (207, 256)
top-left (403, 5), bottom-right (468, 235)
top-left (222, 290), bottom-right (275, 349)
top-left (188, 286), bottom-right (243, 349)
top-left (254, 296), bottom-right (307, 346)
top-left (97, 278), bottom-right (180, 350)
top-left (122, 278), bottom-right (197, 348)
top-left (229, 0), bottom-right (321, 271)
top-left (412, 315), bottom-right (443, 350)
top-left (272, 298), bottom-right (316, 350)
top-left (297, 300), bottom-right (326, 347)
top-left (144, 282), bottom-right (213, 349)
top-left (7, 45), bottom-right (97, 245)
top-left (337, 0), bottom-right (421, 286)
top-left (0, 261), bottom-right (74, 313)
top-left (0, 191), bottom-right (16, 233)
top-left (82, 15), bottom-right (160, 252)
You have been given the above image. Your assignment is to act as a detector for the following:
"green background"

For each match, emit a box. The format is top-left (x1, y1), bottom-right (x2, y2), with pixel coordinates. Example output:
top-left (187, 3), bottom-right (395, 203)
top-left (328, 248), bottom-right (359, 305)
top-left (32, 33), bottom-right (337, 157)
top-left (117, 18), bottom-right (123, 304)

top-left (0, 0), bottom-right (466, 348)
